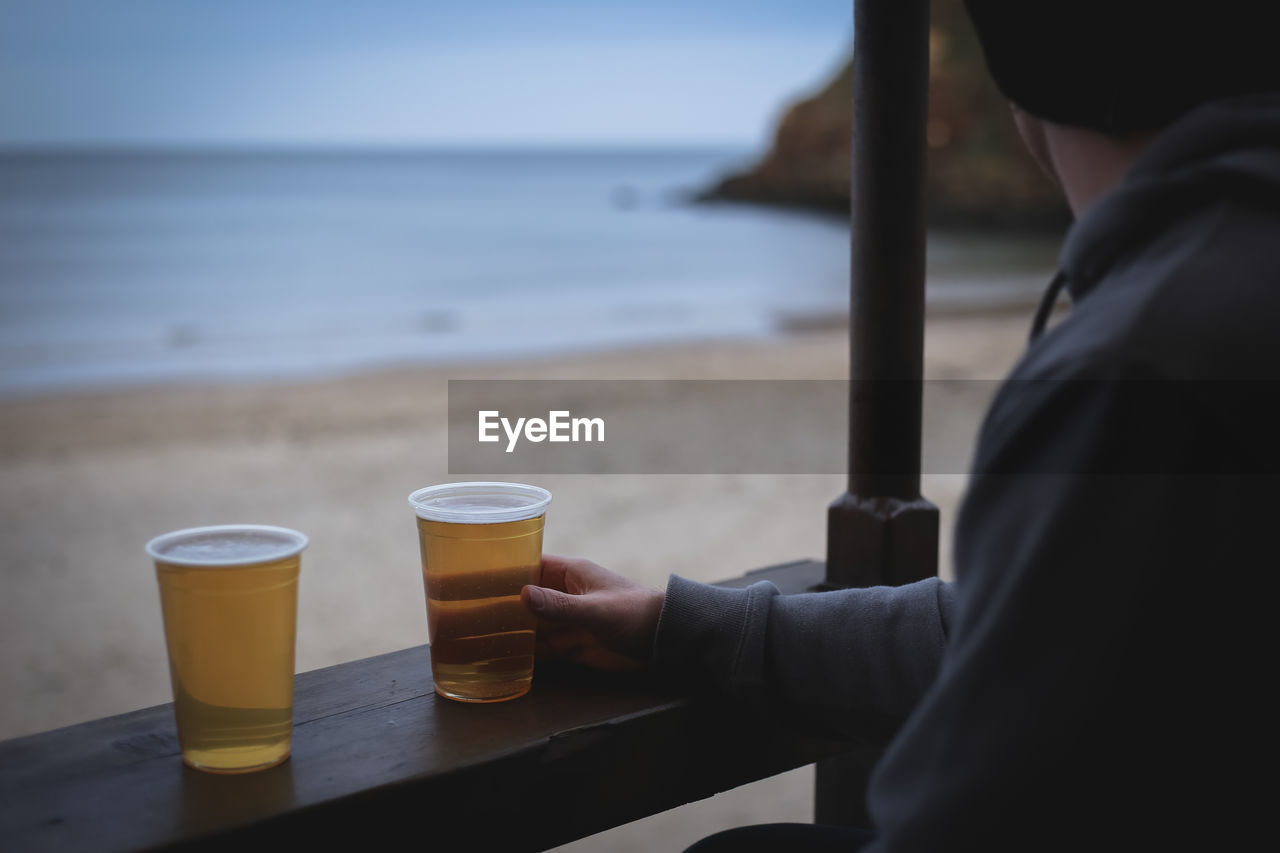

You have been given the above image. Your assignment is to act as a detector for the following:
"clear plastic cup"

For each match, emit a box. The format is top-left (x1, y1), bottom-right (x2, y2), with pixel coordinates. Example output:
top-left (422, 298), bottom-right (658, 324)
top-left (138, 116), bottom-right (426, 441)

top-left (146, 524), bottom-right (307, 773)
top-left (408, 482), bottom-right (551, 702)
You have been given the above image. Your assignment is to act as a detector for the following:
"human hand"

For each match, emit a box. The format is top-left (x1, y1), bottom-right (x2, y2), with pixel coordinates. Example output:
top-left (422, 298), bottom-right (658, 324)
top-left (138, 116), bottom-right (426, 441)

top-left (521, 555), bottom-right (665, 672)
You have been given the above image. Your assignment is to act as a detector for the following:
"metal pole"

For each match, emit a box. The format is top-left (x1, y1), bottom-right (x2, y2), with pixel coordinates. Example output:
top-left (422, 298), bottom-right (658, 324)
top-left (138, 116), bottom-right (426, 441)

top-left (817, 0), bottom-right (939, 827)
top-left (824, 0), bottom-right (937, 591)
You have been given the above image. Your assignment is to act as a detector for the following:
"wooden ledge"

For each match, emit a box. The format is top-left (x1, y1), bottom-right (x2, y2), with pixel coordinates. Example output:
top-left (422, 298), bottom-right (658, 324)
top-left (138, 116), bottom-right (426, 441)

top-left (0, 560), bottom-right (857, 852)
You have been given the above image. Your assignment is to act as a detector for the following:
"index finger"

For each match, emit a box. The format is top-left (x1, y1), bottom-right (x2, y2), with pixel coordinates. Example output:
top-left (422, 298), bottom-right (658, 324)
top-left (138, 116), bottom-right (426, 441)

top-left (539, 554), bottom-right (598, 592)
top-left (538, 553), bottom-right (575, 591)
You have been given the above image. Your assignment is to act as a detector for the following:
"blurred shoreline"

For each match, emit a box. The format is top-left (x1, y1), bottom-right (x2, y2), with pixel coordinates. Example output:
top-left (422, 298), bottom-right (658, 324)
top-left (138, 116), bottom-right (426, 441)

top-left (0, 147), bottom-right (1060, 399)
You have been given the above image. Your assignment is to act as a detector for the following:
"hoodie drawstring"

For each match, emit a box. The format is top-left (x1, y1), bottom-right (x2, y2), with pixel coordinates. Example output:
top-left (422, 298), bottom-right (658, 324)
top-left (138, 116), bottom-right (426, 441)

top-left (1029, 270), bottom-right (1069, 342)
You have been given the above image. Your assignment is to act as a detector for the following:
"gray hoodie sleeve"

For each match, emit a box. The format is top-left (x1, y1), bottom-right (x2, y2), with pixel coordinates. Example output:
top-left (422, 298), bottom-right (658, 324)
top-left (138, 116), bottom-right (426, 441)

top-left (652, 575), bottom-right (953, 728)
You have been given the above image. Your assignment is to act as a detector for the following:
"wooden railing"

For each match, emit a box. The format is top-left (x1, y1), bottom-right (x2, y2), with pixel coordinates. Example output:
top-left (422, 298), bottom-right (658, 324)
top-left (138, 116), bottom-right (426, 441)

top-left (0, 560), bottom-right (890, 852)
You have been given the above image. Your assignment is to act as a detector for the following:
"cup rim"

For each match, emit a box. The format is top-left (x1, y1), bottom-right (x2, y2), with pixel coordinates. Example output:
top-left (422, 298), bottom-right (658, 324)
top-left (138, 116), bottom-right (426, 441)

top-left (145, 524), bottom-right (309, 568)
top-left (408, 481), bottom-right (552, 524)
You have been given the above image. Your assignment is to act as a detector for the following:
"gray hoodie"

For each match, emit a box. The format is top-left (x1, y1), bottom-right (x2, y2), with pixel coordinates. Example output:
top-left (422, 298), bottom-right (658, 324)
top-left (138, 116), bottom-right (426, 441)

top-left (652, 93), bottom-right (1280, 850)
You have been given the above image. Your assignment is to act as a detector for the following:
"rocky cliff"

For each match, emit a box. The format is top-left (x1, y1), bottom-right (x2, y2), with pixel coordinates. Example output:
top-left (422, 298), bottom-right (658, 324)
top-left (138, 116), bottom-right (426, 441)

top-left (699, 2), bottom-right (1070, 229)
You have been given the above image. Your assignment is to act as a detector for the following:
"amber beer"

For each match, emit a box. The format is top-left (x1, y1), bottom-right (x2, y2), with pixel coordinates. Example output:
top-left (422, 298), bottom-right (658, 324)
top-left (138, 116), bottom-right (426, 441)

top-left (408, 482), bottom-right (551, 702)
top-left (147, 525), bottom-right (307, 773)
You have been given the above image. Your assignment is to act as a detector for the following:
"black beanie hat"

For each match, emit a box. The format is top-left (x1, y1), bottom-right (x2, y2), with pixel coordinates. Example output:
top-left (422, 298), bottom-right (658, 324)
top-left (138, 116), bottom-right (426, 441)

top-left (963, 1), bottom-right (1280, 134)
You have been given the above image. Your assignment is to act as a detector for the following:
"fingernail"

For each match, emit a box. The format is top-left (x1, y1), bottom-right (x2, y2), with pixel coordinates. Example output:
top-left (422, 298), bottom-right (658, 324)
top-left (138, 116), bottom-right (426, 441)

top-left (526, 586), bottom-right (545, 611)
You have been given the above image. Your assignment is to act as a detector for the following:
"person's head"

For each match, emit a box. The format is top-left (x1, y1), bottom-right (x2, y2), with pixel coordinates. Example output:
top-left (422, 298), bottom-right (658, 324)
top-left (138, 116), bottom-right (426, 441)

top-left (963, 0), bottom-right (1280, 214)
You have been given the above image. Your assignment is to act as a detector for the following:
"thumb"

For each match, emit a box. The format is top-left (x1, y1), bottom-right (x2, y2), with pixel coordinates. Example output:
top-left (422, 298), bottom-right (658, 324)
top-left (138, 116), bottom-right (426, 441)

top-left (523, 584), bottom-right (605, 629)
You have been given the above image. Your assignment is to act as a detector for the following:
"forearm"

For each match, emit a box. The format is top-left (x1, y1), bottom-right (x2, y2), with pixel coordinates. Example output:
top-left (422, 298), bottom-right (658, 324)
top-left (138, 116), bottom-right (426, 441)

top-left (764, 579), bottom-right (953, 717)
top-left (652, 575), bottom-right (954, 731)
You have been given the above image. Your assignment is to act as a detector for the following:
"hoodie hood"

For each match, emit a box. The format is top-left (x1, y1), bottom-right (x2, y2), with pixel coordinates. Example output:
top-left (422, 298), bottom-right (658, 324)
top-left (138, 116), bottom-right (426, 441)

top-left (1060, 92), bottom-right (1280, 303)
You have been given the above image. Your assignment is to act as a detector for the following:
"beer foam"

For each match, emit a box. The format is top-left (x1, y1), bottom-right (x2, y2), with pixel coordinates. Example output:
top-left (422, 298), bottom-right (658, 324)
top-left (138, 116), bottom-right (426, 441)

top-left (146, 525), bottom-right (308, 567)
top-left (408, 482), bottom-right (552, 524)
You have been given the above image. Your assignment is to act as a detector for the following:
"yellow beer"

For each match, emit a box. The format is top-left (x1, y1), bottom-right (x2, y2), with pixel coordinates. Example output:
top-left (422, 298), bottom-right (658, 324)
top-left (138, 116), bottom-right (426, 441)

top-left (409, 483), bottom-right (551, 702)
top-left (147, 525), bottom-right (306, 773)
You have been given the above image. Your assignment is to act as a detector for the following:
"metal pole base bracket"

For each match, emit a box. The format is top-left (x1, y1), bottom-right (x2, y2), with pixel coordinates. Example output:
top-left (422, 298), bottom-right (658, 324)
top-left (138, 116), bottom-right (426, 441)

top-left (823, 492), bottom-right (939, 590)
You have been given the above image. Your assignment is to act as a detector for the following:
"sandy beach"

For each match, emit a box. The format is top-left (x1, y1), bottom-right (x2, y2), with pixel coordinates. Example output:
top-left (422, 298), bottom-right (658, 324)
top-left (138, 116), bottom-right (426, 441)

top-left (0, 308), bottom-right (1033, 850)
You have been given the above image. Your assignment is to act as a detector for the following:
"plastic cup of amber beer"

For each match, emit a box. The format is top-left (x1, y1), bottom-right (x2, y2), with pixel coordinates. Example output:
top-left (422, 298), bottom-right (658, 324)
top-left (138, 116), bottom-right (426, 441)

top-left (408, 482), bottom-right (551, 702)
top-left (146, 524), bottom-right (307, 773)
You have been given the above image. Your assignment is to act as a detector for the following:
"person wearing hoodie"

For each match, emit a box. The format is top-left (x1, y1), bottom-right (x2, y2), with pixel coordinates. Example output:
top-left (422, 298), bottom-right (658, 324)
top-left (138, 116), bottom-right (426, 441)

top-left (521, 3), bottom-right (1280, 850)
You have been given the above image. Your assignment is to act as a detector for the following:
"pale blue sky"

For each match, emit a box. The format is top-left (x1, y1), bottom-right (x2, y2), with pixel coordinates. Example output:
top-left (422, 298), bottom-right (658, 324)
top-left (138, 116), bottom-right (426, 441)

top-left (0, 0), bottom-right (852, 147)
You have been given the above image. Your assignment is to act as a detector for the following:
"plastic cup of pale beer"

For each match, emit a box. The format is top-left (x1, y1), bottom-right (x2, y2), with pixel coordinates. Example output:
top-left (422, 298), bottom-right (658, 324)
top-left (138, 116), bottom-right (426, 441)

top-left (146, 524), bottom-right (307, 773)
top-left (408, 482), bottom-right (551, 703)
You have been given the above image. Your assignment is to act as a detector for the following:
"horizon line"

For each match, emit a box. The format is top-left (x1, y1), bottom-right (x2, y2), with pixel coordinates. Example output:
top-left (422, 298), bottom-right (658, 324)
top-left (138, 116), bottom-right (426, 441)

top-left (0, 139), bottom-right (761, 156)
